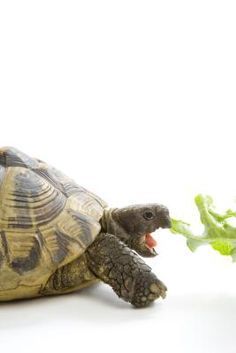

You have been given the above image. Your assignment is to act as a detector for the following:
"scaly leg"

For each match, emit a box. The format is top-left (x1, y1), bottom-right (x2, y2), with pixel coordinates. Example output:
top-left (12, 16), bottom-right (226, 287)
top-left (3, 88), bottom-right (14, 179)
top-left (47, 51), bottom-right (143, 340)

top-left (86, 232), bottom-right (167, 308)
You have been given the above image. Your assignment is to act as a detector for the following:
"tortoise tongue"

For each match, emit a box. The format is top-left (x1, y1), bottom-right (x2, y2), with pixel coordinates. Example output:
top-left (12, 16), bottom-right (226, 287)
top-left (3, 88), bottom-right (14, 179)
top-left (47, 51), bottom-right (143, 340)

top-left (145, 233), bottom-right (157, 249)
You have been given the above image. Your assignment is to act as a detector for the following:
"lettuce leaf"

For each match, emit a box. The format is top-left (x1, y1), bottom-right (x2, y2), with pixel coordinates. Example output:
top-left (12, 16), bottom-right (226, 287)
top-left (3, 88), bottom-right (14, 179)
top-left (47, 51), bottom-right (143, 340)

top-left (170, 194), bottom-right (236, 260)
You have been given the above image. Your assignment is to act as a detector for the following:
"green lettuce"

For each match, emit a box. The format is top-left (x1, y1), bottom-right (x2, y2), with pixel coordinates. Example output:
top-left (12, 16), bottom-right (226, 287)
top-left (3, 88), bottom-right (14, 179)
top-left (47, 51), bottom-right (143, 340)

top-left (170, 194), bottom-right (236, 261)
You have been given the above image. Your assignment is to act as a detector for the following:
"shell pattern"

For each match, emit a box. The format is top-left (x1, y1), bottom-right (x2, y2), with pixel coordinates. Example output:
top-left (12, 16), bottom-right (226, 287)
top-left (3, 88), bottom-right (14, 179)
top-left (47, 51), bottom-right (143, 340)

top-left (0, 147), bottom-right (107, 300)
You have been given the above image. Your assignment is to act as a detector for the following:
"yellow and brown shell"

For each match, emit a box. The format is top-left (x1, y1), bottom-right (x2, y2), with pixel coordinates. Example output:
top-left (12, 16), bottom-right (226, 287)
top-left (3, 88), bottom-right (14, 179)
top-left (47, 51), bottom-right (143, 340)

top-left (0, 147), bottom-right (107, 300)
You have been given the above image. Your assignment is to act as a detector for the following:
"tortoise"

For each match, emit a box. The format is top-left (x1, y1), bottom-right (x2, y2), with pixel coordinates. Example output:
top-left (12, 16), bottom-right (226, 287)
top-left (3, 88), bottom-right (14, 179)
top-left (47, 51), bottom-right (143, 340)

top-left (0, 147), bottom-right (171, 308)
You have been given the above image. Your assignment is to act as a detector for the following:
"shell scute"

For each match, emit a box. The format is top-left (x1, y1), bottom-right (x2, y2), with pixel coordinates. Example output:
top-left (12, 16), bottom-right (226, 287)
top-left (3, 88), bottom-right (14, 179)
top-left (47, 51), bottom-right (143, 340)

top-left (0, 147), bottom-right (106, 299)
top-left (0, 147), bottom-right (39, 169)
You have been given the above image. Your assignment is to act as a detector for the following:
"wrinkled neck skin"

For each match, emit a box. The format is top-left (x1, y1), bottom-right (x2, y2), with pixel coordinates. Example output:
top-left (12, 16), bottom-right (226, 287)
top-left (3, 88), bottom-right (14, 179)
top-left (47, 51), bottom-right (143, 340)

top-left (101, 208), bottom-right (130, 245)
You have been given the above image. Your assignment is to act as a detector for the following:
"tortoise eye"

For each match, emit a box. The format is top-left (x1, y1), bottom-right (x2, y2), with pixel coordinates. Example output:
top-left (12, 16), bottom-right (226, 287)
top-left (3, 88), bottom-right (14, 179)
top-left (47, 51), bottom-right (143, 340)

top-left (143, 211), bottom-right (154, 220)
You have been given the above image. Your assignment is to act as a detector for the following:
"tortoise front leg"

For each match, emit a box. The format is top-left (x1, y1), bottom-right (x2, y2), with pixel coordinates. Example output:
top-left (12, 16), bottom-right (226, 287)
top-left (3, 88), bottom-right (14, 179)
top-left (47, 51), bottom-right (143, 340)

top-left (86, 233), bottom-right (167, 308)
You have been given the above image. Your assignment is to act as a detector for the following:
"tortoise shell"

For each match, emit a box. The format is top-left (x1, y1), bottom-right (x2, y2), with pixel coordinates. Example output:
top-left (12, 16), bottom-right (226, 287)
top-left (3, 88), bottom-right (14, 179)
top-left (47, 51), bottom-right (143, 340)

top-left (0, 147), bottom-right (107, 300)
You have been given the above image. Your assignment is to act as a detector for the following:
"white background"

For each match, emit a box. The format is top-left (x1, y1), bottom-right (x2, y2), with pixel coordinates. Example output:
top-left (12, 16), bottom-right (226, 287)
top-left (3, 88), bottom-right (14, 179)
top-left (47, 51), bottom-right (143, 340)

top-left (0, 1), bottom-right (236, 352)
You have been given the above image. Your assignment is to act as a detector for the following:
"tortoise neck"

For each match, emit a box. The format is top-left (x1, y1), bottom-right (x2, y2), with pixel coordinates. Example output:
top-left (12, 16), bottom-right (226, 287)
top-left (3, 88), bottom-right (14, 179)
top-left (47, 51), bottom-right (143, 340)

top-left (101, 208), bottom-right (117, 234)
top-left (101, 208), bottom-right (130, 243)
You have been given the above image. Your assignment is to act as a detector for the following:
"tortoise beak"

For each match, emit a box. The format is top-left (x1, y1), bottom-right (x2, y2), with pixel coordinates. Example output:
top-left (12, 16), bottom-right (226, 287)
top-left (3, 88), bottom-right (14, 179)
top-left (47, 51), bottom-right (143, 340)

top-left (155, 206), bottom-right (171, 229)
top-left (161, 216), bottom-right (171, 229)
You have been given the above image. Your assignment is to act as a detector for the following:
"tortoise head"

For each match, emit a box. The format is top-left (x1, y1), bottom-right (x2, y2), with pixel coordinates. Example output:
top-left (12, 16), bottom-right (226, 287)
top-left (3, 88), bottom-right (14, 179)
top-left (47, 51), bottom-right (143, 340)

top-left (102, 204), bottom-right (171, 257)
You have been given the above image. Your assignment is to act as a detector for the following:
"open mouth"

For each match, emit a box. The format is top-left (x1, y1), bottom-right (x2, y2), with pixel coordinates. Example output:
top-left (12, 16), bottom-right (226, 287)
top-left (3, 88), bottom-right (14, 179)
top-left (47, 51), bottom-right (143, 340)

top-left (145, 232), bottom-right (157, 249)
top-left (132, 218), bottom-right (171, 257)
top-left (142, 218), bottom-right (172, 256)
top-left (140, 232), bottom-right (158, 256)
